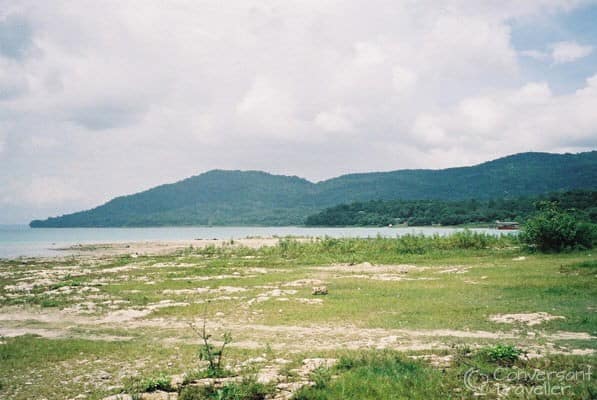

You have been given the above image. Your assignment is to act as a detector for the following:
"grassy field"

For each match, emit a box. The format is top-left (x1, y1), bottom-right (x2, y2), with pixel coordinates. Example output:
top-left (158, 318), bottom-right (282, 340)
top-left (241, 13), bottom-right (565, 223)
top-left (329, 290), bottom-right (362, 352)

top-left (0, 233), bottom-right (595, 399)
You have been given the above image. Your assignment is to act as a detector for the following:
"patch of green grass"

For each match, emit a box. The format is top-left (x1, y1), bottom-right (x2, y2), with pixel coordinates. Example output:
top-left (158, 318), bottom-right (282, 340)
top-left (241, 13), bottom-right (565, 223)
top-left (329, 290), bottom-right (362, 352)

top-left (179, 377), bottom-right (274, 400)
top-left (49, 278), bottom-right (85, 291)
top-left (294, 352), bottom-right (447, 400)
top-left (294, 350), bottom-right (597, 400)
top-left (560, 259), bottom-right (597, 275)
top-left (126, 373), bottom-right (173, 393)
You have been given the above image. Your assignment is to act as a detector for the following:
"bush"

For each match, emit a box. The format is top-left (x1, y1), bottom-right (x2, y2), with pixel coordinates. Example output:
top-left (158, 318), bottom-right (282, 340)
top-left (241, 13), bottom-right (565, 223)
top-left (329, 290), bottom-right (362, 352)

top-left (140, 374), bottom-right (172, 392)
top-left (482, 344), bottom-right (522, 365)
top-left (520, 202), bottom-right (596, 252)
top-left (124, 373), bottom-right (173, 393)
top-left (179, 378), bottom-right (272, 400)
top-left (189, 304), bottom-right (233, 378)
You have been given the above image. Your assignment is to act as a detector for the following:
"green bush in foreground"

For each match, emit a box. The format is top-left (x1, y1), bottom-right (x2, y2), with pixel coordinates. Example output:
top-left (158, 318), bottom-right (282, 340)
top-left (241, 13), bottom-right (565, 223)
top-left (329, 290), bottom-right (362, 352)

top-left (124, 374), bottom-right (173, 394)
top-left (482, 344), bottom-right (522, 365)
top-left (520, 202), bottom-right (596, 252)
top-left (178, 378), bottom-right (272, 400)
top-left (139, 374), bottom-right (172, 392)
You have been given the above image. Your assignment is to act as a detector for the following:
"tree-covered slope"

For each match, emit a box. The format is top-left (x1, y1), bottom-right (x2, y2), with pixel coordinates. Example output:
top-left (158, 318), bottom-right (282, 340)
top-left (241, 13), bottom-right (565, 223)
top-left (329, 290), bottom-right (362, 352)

top-left (305, 190), bottom-right (597, 227)
top-left (31, 170), bottom-right (317, 227)
top-left (30, 151), bottom-right (597, 227)
top-left (311, 151), bottom-right (597, 205)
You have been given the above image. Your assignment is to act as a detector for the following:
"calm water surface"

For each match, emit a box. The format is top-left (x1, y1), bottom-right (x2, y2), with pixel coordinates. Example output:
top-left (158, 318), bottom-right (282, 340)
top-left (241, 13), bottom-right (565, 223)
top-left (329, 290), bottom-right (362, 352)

top-left (0, 225), bottom-right (512, 259)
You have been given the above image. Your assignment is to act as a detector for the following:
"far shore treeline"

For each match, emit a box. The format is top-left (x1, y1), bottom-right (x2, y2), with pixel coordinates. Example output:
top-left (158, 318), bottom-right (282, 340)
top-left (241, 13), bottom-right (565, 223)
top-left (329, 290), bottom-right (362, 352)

top-left (30, 151), bottom-right (597, 228)
top-left (304, 190), bottom-right (597, 227)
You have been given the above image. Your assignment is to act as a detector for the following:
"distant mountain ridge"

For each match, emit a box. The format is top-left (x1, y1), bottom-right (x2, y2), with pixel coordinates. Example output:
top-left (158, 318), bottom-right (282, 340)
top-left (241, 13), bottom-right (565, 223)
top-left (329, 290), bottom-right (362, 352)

top-left (30, 151), bottom-right (597, 227)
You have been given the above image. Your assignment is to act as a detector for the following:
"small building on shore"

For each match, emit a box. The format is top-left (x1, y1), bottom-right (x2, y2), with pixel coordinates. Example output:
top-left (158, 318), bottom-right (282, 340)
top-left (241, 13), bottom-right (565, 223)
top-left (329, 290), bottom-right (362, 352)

top-left (495, 221), bottom-right (520, 230)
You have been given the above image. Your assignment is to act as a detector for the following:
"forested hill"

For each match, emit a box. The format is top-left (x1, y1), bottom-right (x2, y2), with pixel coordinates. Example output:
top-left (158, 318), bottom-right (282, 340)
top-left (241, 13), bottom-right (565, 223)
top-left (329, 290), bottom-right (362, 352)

top-left (30, 151), bottom-right (597, 227)
top-left (305, 190), bottom-right (597, 227)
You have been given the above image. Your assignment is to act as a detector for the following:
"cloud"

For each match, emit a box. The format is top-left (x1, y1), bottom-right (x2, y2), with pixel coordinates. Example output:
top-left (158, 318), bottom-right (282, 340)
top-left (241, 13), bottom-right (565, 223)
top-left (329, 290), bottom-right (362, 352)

top-left (391, 66), bottom-right (417, 93)
top-left (520, 40), bottom-right (593, 64)
top-left (0, 59), bottom-right (29, 99)
top-left (314, 107), bottom-right (357, 133)
top-left (235, 76), bottom-right (303, 138)
top-left (70, 102), bottom-right (145, 130)
top-left (551, 41), bottom-right (593, 64)
top-left (0, 176), bottom-right (83, 207)
top-left (409, 75), bottom-right (597, 152)
top-left (0, 14), bottom-right (33, 60)
top-left (0, 0), bottom-right (596, 222)
top-left (519, 49), bottom-right (550, 61)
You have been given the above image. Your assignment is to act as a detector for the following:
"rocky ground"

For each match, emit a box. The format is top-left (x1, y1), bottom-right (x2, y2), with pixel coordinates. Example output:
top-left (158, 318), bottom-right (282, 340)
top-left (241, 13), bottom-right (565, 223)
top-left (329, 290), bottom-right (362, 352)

top-left (0, 238), bottom-right (595, 399)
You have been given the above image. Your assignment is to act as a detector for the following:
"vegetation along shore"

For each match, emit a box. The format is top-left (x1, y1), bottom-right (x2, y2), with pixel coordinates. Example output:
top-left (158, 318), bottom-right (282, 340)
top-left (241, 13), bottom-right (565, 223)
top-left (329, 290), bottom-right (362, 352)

top-left (2, 205), bottom-right (596, 399)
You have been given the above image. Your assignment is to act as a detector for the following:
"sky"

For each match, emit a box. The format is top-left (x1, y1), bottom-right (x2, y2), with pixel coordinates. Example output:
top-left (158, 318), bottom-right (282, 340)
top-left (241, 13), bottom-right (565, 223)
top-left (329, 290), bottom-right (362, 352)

top-left (1, 0), bottom-right (597, 223)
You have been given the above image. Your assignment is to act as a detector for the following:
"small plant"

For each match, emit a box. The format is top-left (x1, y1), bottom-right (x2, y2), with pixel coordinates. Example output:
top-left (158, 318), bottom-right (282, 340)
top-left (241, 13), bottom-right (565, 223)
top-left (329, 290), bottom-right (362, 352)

top-left (189, 305), bottom-right (233, 378)
top-left (336, 355), bottom-right (356, 371)
top-left (483, 344), bottom-right (522, 365)
top-left (179, 377), bottom-right (272, 400)
top-left (311, 367), bottom-right (332, 390)
top-left (452, 343), bottom-right (473, 365)
top-left (139, 374), bottom-right (172, 392)
top-left (124, 373), bottom-right (173, 394)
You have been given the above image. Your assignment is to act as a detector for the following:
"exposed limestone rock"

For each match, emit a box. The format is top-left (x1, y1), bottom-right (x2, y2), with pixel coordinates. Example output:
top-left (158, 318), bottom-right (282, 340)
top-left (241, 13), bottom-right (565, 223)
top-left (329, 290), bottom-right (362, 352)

top-left (311, 286), bottom-right (328, 295)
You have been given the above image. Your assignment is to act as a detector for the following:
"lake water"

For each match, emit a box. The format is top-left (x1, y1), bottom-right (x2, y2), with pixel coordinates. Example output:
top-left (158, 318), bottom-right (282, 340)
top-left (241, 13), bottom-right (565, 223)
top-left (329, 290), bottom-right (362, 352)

top-left (0, 225), bottom-right (513, 259)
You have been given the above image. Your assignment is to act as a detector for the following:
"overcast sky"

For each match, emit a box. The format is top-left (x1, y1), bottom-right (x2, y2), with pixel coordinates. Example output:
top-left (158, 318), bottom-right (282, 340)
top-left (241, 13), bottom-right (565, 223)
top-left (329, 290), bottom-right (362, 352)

top-left (1, 1), bottom-right (597, 223)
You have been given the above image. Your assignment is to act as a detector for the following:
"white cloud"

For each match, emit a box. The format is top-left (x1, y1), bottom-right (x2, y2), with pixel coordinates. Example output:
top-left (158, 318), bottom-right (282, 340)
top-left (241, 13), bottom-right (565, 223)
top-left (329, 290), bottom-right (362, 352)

top-left (391, 65), bottom-right (417, 93)
top-left (0, 0), bottom-right (596, 221)
top-left (409, 75), bottom-right (597, 152)
top-left (521, 40), bottom-right (594, 64)
top-left (1, 176), bottom-right (83, 207)
top-left (235, 76), bottom-right (302, 138)
top-left (353, 42), bottom-right (386, 68)
top-left (551, 41), bottom-right (593, 64)
top-left (457, 97), bottom-right (504, 136)
top-left (412, 114), bottom-right (446, 146)
top-left (510, 82), bottom-right (552, 105)
top-left (314, 107), bottom-right (356, 133)
top-left (519, 49), bottom-right (550, 61)
top-left (0, 59), bottom-right (28, 99)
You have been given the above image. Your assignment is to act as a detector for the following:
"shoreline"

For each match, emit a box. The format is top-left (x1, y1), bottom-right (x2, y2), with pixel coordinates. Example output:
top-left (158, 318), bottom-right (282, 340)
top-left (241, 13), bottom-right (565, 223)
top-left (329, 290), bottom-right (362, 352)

top-left (0, 226), bottom-right (512, 260)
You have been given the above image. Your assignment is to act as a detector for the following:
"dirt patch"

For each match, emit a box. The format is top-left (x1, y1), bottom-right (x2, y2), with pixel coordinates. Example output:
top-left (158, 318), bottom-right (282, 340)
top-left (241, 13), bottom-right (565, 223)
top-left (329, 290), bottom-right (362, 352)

top-left (4, 278), bottom-right (57, 292)
top-left (295, 298), bottom-right (323, 305)
top-left (283, 279), bottom-right (325, 287)
top-left (336, 274), bottom-right (436, 282)
top-left (101, 309), bottom-right (153, 323)
top-left (437, 266), bottom-right (469, 274)
top-left (60, 238), bottom-right (284, 257)
top-left (0, 326), bottom-right (132, 341)
top-left (248, 289), bottom-right (298, 305)
top-left (171, 274), bottom-right (255, 281)
top-left (489, 312), bottom-right (565, 326)
top-left (312, 262), bottom-right (422, 274)
top-left (409, 354), bottom-right (453, 368)
top-left (162, 286), bottom-right (247, 295)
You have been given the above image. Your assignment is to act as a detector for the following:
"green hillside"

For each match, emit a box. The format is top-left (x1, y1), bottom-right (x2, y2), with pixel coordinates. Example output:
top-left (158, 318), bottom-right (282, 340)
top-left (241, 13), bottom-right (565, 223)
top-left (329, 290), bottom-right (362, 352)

top-left (30, 151), bottom-right (597, 227)
top-left (305, 190), bottom-right (597, 227)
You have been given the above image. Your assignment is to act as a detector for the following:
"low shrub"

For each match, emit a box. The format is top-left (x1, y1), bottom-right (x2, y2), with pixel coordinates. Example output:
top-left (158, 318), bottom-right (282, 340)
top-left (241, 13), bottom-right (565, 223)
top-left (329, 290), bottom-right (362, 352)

top-left (178, 378), bottom-right (272, 400)
top-left (520, 202), bottom-right (596, 252)
top-left (482, 344), bottom-right (522, 365)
